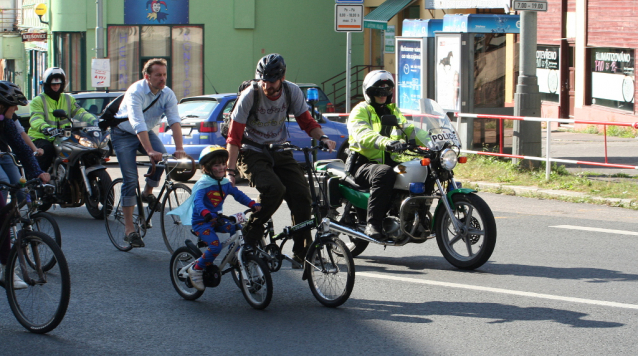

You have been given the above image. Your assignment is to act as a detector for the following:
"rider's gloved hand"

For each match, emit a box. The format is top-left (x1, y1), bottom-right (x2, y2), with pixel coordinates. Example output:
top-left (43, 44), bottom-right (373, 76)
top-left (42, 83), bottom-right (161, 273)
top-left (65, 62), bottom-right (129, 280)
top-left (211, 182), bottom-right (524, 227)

top-left (43, 127), bottom-right (60, 137)
top-left (204, 212), bottom-right (218, 224)
top-left (251, 203), bottom-right (262, 212)
top-left (385, 140), bottom-right (406, 152)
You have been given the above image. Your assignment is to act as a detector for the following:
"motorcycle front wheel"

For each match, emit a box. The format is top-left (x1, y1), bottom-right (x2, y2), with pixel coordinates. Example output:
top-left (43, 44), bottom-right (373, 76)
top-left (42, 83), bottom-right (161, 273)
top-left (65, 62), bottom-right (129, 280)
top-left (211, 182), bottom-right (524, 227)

top-left (434, 193), bottom-right (497, 270)
top-left (85, 169), bottom-right (112, 220)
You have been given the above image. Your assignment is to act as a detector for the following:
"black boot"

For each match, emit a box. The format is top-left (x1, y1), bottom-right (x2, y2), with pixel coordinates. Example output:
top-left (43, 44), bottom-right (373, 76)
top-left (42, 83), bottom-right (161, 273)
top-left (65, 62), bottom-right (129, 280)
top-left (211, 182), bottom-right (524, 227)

top-left (364, 223), bottom-right (383, 240)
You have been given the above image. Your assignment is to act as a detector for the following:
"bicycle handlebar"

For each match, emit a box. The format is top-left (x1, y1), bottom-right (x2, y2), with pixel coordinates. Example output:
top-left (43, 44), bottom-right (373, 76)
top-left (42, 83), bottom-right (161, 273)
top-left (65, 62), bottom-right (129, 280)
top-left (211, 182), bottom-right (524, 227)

top-left (143, 153), bottom-right (196, 178)
top-left (268, 141), bottom-right (330, 153)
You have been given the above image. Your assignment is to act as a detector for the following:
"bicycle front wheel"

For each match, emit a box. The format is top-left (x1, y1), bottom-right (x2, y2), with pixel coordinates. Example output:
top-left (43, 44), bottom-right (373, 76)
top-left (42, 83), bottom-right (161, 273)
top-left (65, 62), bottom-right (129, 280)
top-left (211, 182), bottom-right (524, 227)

top-left (104, 178), bottom-right (133, 252)
top-left (6, 231), bottom-right (71, 334)
top-left (161, 183), bottom-right (192, 254)
top-left (239, 254), bottom-right (273, 310)
top-left (307, 236), bottom-right (355, 308)
top-left (26, 212), bottom-right (62, 272)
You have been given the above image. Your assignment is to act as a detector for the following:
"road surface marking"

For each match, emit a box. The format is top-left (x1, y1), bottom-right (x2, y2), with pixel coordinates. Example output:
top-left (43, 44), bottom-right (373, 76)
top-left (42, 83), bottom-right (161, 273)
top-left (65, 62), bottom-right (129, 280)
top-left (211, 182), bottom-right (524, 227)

top-left (550, 225), bottom-right (638, 236)
top-left (358, 272), bottom-right (638, 310)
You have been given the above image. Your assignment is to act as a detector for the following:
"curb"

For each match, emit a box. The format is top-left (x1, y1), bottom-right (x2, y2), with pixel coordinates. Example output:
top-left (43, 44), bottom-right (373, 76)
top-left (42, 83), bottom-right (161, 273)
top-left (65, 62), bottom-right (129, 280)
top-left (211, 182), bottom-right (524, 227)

top-left (457, 180), bottom-right (637, 208)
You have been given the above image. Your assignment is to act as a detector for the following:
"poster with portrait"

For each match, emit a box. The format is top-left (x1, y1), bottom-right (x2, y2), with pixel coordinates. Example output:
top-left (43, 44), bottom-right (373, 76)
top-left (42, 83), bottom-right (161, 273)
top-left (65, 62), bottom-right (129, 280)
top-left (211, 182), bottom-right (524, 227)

top-left (124, 0), bottom-right (189, 25)
top-left (396, 38), bottom-right (424, 113)
top-left (435, 35), bottom-right (461, 112)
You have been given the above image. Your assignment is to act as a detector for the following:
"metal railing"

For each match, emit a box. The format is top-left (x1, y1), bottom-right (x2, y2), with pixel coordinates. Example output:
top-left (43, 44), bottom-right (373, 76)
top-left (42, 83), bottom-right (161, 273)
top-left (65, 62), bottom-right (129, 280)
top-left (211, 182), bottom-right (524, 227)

top-left (455, 112), bottom-right (638, 180)
top-left (321, 65), bottom-right (383, 112)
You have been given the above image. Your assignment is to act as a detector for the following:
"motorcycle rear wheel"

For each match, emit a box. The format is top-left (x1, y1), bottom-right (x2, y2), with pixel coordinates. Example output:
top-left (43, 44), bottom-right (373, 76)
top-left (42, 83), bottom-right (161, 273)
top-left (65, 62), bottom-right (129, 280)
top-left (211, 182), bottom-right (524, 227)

top-left (434, 193), bottom-right (496, 270)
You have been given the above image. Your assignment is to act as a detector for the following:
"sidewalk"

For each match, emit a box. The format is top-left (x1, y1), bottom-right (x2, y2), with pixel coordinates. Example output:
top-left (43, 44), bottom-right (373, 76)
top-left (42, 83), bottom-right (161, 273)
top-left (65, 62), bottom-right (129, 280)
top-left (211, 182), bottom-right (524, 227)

top-left (462, 129), bottom-right (638, 208)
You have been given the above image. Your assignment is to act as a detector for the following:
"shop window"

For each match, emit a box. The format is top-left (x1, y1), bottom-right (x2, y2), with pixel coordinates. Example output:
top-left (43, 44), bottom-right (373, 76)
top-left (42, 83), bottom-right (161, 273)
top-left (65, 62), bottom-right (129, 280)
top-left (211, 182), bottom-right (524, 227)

top-left (108, 26), bottom-right (140, 91)
top-left (473, 33), bottom-right (507, 108)
top-left (590, 47), bottom-right (634, 111)
top-left (107, 25), bottom-right (203, 100)
top-left (55, 33), bottom-right (85, 91)
top-left (171, 27), bottom-right (203, 100)
top-left (141, 26), bottom-right (171, 57)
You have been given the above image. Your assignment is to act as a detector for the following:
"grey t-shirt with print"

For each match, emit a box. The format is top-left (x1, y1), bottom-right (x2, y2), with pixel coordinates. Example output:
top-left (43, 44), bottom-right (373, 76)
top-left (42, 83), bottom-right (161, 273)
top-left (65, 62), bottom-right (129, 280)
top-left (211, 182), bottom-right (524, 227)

top-left (230, 80), bottom-right (308, 150)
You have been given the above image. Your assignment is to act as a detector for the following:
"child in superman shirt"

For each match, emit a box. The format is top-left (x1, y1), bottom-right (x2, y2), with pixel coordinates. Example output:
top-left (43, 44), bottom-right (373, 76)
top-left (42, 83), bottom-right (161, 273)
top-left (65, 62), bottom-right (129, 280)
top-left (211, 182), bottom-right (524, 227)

top-left (169, 145), bottom-right (260, 291)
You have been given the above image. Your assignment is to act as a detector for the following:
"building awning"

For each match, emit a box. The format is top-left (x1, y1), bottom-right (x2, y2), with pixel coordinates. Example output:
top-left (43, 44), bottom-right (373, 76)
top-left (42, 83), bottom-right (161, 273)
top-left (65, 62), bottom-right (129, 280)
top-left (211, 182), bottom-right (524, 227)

top-left (364, 0), bottom-right (416, 30)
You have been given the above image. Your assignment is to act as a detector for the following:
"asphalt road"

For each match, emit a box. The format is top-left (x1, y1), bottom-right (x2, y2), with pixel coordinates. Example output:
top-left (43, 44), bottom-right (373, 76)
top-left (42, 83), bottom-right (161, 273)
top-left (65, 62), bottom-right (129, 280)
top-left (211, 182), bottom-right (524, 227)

top-left (2, 165), bottom-right (638, 355)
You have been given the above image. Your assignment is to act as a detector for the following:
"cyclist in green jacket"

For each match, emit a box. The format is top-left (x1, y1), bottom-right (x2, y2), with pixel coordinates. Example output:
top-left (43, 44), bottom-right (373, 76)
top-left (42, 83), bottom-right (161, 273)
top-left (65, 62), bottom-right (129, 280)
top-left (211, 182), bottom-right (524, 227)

top-left (346, 70), bottom-right (424, 241)
top-left (28, 67), bottom-right (97, 172)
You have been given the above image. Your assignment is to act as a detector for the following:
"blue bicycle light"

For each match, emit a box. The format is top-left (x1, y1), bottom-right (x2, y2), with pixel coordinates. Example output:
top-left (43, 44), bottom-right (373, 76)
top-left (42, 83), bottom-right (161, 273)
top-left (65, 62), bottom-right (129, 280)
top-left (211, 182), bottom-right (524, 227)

top-left (409, 182), bottom-right (425, 194)
top-left (307, 87), bottom-right (319, 103)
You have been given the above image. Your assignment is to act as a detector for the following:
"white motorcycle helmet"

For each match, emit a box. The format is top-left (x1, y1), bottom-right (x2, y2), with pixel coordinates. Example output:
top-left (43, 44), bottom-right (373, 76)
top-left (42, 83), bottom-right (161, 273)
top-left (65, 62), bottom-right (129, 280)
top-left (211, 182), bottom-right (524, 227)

top-left (362, 70), bottom-right (395, 105)
top-left (42, 67), bottom-right (66, 86)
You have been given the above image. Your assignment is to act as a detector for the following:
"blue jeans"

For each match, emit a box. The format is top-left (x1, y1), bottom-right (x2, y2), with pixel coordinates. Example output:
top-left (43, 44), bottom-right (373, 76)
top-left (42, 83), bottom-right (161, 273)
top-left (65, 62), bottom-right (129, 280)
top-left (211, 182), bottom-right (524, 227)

top-left (0, 154), bottom-right (23, 203)
top-left (111, 128), bottom-right (166, 207)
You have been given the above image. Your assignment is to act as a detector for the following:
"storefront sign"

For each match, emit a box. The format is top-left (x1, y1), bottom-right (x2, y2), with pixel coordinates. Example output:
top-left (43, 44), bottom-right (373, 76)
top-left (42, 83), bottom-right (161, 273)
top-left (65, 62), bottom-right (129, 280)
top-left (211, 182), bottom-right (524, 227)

top-left (124, 0), bottom-right (189, 25)
top-left (537, 46), bottom-right (559, 98)
top-left (21, 33), bottom-right (47, 42)
top-left (91, 58), bottom-right (111, 88)
top-left (384, 26), bottom-right (395, 53)
top-left (591, 47), bottom-right (635, 109)
top-left (397, 39), bottom-right (423, 112)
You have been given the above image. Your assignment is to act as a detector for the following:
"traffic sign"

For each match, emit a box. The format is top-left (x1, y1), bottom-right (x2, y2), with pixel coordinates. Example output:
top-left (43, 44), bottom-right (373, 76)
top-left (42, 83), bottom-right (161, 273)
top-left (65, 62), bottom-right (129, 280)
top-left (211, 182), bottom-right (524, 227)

top-left (513, 0), bottom-right (548, 11)
top-left (335, 4), bottom-right (363, 32)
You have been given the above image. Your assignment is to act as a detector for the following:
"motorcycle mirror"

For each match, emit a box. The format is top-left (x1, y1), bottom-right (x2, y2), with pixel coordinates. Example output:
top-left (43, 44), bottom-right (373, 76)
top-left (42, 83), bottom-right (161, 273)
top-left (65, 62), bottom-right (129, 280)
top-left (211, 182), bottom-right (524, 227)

top-left (380, 114), bottom-right (398, 127)
top-left (52, 109), bottom-right (68, 118)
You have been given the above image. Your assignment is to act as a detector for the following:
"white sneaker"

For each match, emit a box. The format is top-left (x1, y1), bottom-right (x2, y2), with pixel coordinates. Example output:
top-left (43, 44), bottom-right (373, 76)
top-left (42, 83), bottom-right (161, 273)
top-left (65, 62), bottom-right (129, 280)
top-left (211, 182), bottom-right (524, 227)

top-left (188, 266), bottom-right (205, 291)
top-left (1, 264), bottom-right (28, 290)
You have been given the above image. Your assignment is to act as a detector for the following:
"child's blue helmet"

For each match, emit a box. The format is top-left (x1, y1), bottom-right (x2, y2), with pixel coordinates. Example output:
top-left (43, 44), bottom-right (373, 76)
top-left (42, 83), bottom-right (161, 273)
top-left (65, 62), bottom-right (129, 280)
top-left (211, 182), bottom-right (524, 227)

top-left (199, 145), bottom-right (228, 167)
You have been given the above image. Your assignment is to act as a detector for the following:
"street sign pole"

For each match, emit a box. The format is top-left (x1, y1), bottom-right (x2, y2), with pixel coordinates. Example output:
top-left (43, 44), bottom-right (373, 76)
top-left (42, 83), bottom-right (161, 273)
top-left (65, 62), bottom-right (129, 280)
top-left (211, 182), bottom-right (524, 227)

top-left (513, 2), bottom-right (547, 166)
top-left (335, 2), bottom-right (363, 113)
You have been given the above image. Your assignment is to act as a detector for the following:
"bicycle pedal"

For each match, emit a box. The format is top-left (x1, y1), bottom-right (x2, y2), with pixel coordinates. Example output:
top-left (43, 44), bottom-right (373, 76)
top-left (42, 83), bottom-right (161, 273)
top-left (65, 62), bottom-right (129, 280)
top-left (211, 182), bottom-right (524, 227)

top-left (145, 221), bottom-right (153, 229)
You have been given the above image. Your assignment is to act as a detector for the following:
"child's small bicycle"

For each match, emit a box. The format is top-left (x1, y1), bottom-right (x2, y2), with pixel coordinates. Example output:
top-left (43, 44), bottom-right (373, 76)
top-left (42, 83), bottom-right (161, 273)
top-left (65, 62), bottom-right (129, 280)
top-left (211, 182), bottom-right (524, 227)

top-left (169, 209), bottom-right (273, 310)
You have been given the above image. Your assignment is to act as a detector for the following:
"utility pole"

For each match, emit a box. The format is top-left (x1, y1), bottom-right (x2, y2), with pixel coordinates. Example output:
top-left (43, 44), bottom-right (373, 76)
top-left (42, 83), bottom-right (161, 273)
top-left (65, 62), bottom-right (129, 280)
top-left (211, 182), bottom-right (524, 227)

top-left (512, 6), bottom-right (543, 166)
top-left (96, 0), bottom-right (104, 59)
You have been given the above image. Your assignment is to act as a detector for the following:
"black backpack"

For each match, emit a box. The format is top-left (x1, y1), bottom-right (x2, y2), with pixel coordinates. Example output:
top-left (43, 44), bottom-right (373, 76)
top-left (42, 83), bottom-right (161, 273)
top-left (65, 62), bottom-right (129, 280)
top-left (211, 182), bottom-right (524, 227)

top-left (221, 80), bottom-right (292, 138)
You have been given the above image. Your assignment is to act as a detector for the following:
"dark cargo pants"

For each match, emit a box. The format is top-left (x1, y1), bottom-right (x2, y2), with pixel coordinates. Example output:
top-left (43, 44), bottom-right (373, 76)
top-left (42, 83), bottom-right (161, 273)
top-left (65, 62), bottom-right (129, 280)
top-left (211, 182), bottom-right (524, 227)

top-left (237, 149), bottom-right (312, 258)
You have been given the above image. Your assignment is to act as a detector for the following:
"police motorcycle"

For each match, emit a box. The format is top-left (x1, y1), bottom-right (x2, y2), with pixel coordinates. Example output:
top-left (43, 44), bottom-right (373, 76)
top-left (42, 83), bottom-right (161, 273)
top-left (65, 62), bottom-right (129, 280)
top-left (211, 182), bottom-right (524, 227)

top-left (38, 109), bottom-right (112, 219)
top-left (316, 99), bottom-right (496, 270)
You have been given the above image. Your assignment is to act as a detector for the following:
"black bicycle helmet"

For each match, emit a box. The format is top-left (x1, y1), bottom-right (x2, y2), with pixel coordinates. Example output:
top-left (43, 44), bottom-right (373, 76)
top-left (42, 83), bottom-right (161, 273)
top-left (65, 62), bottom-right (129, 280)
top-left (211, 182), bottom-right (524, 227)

top-left (256, 53), bottom-right (286, 82)
top-left (0, 81), bottom-right (28, 107)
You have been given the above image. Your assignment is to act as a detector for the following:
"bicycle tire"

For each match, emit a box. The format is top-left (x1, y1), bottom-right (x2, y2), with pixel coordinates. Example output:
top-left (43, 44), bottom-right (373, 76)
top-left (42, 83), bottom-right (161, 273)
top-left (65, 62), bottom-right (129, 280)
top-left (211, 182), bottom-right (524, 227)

top-left (239, 254), bottom-right (273, 310)
top-left (104, 178), bottom-right (133, 252)
top-left (6, 231), bottom-right (70, 334)
top-left (170, 247), bottom-right (204, 300)
top-left (160, 183), bottom-right (192, 254)
top-left (307, 236), bottom-right (355, 308)
top-left (25, 212), bottom-right (62, 272)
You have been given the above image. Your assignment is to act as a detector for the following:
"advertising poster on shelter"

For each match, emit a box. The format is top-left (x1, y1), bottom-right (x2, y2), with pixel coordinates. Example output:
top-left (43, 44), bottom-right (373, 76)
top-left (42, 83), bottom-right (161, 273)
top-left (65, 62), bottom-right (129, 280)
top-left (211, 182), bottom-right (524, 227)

top-left (397, 39), bottom-right (422, 112)
top-left (436, 36), bottom-right (461, 112)
top-left (124, 0), bottom-right (189, 25)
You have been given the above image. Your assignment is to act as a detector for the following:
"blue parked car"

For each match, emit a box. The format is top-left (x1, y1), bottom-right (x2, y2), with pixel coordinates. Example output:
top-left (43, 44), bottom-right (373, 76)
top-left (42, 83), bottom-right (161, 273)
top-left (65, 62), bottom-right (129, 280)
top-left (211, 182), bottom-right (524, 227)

top-left (158, 93), bottom-right (350, 181)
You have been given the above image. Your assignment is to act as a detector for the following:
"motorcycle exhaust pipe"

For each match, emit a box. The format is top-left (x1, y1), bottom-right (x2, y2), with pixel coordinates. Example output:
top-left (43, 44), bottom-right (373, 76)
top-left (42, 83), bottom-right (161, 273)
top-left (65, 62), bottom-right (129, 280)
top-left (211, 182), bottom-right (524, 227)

top-left (328, 221), bottom-right (398, 246)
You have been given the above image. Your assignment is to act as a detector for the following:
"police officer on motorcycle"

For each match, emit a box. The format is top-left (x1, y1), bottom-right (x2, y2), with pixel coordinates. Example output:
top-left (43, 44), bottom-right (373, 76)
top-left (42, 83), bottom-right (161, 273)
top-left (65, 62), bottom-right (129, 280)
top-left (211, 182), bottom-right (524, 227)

top-left (28, 67), bottom-right (97, 172)
top-left (346, 70), bottom-right (423, 241)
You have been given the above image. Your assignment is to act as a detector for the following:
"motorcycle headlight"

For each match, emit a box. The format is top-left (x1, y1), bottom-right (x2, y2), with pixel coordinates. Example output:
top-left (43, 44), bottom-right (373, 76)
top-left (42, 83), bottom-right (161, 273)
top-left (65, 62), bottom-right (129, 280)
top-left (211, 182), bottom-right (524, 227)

top-left (78, 137), bottom-right (99, 148)
top-left (440, 148), bottom-right (458, 170)
top-left (99, 134), bottom-right (111, 149)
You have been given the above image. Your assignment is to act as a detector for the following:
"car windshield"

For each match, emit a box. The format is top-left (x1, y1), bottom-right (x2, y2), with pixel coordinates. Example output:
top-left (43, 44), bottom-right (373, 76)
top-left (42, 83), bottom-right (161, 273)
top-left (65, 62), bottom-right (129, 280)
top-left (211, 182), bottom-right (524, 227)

top-left (178, 100), bottom-right (218, 119)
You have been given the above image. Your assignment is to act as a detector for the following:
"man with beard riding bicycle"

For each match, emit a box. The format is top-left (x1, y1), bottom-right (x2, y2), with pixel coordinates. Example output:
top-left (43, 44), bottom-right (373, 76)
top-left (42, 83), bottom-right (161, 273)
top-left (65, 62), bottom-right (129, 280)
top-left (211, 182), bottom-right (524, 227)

top-left (225, 53), bottom-right (336, 265)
